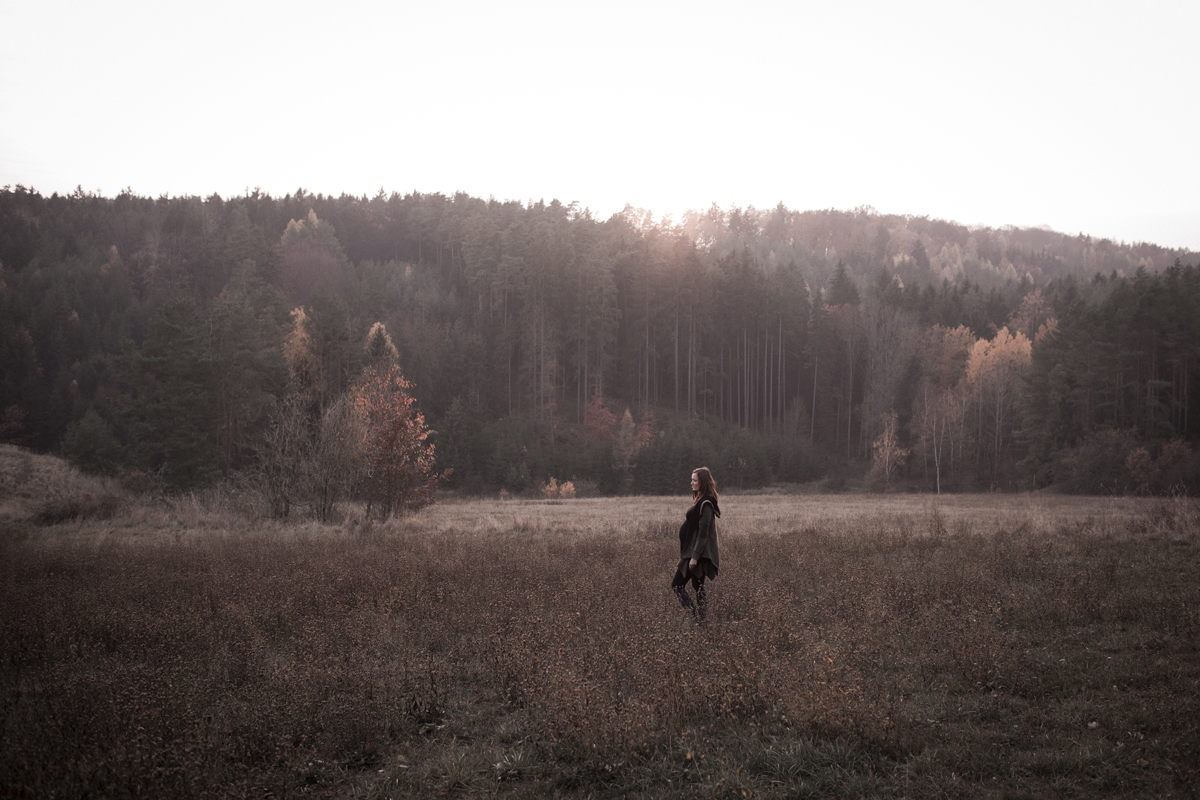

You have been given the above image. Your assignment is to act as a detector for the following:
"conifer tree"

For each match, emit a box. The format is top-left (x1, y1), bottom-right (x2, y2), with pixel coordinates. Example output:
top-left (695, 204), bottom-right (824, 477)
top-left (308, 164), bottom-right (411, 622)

top-left (353, 363), bottom-right (446, 518)
top-left (124, 298), bottom-right (221, 490)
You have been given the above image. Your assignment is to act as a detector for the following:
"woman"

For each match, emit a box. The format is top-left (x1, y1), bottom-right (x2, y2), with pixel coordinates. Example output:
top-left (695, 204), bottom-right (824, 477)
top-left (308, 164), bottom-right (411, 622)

top-left (672, 466), bottom-right (720, 619)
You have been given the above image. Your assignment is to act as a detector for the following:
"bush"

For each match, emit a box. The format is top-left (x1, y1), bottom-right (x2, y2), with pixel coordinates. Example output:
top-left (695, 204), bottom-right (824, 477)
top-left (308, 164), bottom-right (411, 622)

top-left (539, 477), bottom-right (576, 499)
top-left (1050, 429), bottom-right (1139, 494)
top-left (60, 409), bottom-right (123, 476)
top-left (632, 418), bottom-right (776, 494)
top-left (1128, 439), bottom-right (1199, 496)
top-left (34, 492), bottom-right (124, 525)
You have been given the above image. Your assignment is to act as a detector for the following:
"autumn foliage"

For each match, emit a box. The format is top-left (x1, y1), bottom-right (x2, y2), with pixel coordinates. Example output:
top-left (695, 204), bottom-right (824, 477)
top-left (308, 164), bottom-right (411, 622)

top-left (4, 186), bottom-right (1198, 496)
top-left (352, 363), bottom-right (448, 517)
top-left (584, 392), bottom-right (617, 441)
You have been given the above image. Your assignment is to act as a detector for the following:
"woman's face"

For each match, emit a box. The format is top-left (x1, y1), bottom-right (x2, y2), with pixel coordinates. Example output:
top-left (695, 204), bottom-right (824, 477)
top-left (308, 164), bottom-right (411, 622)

top-left (690, 472), bottom-right (699, 493)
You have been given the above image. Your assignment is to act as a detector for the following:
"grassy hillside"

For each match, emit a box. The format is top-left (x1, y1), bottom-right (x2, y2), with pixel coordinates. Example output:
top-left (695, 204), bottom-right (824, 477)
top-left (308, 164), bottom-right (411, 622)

top-left (0, 444), bottom-right (127, 524)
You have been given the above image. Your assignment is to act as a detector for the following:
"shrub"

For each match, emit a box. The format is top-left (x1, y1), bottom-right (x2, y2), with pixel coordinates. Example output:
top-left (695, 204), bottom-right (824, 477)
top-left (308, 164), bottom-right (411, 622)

top-left (33, 492), bottom-right (124, 525)
top-left (60, 409), bottom-right (123, 476)
top-left (1050, 429), bottom-right (1139, 494)
top-left (539, 477), bottom-right (576, 499)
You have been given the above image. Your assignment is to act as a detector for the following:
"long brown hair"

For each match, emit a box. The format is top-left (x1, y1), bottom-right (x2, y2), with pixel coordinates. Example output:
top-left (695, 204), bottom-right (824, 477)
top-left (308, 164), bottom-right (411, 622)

top-left (692, 466), bottom-right (718, 502)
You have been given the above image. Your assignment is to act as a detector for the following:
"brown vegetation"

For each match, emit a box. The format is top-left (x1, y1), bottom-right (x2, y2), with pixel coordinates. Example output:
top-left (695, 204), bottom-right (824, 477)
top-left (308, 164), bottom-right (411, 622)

top-left (2, 458), bottom-right (1198, 797)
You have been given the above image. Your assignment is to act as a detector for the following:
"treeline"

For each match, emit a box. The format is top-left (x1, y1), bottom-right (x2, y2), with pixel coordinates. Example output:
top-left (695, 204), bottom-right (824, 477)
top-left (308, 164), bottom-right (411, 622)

top-left (1, 185), bottom-right (1197, 498)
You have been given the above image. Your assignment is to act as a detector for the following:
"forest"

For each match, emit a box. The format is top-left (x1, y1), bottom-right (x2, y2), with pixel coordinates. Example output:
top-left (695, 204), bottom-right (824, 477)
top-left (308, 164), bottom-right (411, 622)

top-left (1, 184), bottom-right (1197, 503)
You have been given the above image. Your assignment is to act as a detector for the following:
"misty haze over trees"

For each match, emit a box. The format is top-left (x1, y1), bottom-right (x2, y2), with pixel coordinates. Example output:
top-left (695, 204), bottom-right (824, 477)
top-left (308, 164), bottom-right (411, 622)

top-left (1, 185), bottom-right (1197, 503)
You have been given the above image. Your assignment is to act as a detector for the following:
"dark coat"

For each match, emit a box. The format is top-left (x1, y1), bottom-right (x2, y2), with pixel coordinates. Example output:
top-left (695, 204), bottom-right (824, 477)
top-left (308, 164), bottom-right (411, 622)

top-left (678, 496), bottom-right (720, 580)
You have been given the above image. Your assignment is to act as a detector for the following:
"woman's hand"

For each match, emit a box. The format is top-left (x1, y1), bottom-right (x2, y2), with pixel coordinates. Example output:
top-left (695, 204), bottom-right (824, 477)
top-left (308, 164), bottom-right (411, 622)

top-left (689, 558), bottom-right (697, 569)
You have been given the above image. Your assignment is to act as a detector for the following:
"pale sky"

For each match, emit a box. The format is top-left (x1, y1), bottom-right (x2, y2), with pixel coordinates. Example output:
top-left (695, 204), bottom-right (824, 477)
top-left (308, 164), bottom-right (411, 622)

top-left (2, 0), bottom-right (1197, 250)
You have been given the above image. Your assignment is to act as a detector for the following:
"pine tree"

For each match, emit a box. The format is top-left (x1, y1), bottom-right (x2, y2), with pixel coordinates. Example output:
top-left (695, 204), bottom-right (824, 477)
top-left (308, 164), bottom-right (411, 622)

top-left (124, 298), bottom-right (221, 490)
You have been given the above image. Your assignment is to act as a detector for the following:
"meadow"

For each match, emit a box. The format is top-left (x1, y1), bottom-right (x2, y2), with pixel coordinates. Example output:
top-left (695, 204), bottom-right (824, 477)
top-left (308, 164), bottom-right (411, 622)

top-left (1, 446), bottom-right (1198, 798)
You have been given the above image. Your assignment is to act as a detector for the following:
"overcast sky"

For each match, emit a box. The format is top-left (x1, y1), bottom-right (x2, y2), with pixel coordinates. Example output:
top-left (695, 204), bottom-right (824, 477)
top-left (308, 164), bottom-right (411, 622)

top-left (2, 0), bottom-right (1197, 250)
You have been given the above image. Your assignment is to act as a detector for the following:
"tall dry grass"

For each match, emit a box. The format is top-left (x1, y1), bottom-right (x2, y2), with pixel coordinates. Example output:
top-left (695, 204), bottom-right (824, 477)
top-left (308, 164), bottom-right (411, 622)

top-left (0, 444), bottom-right (127, 525)
top-left (1, 469), bottom-right (1198, 797)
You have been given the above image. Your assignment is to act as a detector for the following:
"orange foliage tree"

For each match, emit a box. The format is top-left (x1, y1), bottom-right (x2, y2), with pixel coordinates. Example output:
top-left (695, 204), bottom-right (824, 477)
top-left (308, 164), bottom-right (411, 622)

top-left (584, 392), bottom-right (617, 441)
top-left (352, 363), bottom-right (448, 518)
top-left (967, 327), bottom-right (1032, 484)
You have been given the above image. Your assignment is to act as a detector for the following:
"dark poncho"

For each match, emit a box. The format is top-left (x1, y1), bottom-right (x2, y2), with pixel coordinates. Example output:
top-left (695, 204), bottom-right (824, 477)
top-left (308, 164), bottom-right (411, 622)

top-left (678, 495), bottom-right (720, 580)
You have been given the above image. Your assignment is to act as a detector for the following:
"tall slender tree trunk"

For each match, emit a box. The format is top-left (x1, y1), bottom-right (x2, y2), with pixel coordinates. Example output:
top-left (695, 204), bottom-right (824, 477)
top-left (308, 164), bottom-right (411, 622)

top-left (653, 326), bottom-right (659, 407)
top-left (764, 331), bottom-right (770, 432)
top-left (846, 354), bottom-right (854, 460)
top-left (810, 350), bottom-right (818, 444)
top-left (580, 349), bottom-right (587, 424)
top-left (1184, 355), bottom-right (1190, 436)
top-left (778, 317), bottom-right (784, 436)
top-left (752, 331), bottom-right (758, 430)
top-left (743, 329), bottom-right (749, 429)
top-left (644, 300), bottom-right (650, 410)
top-left (674, 307), bottom-right (680, 420)
top-left (691, 316), bottom-right (700, 422)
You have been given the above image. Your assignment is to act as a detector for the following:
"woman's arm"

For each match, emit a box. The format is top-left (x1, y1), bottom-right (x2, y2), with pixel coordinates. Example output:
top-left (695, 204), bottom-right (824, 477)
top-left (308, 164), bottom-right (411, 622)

top-left (690, 502), bottom-right (714, 564)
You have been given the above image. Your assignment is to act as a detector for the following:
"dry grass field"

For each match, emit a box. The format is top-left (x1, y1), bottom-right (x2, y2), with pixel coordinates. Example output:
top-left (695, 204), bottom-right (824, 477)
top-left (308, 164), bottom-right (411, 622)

top-left (2, 446), bottom-right (1198, 798)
